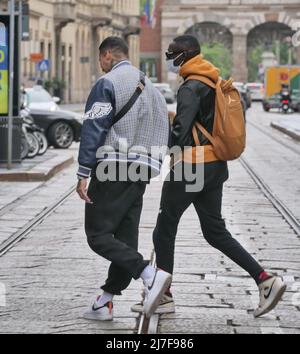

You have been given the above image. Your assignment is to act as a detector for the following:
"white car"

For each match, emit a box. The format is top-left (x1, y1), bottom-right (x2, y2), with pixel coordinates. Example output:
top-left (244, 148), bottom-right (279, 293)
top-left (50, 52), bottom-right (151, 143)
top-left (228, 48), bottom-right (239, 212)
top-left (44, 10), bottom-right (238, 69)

top-left (153, 83), bottom-right (176, 104)
top-left (24, 86), bottom-right (61, 111)
top-left (246, 83), bottom-right (264, 101)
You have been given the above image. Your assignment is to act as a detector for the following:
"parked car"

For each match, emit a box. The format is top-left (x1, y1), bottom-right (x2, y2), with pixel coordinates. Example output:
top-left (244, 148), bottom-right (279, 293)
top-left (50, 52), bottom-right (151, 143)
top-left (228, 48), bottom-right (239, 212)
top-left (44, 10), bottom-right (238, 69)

top-left (246, 82), bottom-right (264, 101)
top-left (24, 86), bottom-right (61, 111)
top-left (28, 109), bottom-right (82, 149)
top-left (153, 83), bottom-right (176, 104)
top-left (233, 82), bottom-right (252, 109)
top-left (22, 87), bottom-right (82, 149)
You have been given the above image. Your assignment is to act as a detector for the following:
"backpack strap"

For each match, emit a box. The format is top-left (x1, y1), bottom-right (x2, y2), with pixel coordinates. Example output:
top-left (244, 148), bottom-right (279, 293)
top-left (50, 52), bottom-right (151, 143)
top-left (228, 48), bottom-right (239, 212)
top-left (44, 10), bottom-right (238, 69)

top-left (194, 121), bottom-right (215, 145)
top-left (187, 75), bottom-right (216, 146)
top-left (112, 71), bottom-right (146, 125)
top-left (187, 74), bottom-right (216, 89)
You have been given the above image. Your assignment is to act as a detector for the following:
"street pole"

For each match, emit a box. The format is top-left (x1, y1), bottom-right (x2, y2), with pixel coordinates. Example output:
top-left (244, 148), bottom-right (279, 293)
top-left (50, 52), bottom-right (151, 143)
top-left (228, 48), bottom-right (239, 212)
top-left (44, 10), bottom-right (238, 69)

top-left (7, 0), bottom-right (15, 169)
top-left (18, 0), bottom-right (22, 114)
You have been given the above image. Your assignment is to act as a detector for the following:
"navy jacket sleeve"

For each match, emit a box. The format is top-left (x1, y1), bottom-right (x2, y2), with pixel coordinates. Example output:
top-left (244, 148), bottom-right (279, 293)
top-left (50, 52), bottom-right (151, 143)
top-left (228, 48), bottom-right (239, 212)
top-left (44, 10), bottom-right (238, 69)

top-left (77, 78), bottom-right (116, 178)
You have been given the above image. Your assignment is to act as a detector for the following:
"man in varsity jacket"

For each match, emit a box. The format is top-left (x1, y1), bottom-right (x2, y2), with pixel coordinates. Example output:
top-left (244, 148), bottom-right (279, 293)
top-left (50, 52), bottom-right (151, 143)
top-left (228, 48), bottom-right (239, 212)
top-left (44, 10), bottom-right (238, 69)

top-left (76, 37), bottom-right (172, 321)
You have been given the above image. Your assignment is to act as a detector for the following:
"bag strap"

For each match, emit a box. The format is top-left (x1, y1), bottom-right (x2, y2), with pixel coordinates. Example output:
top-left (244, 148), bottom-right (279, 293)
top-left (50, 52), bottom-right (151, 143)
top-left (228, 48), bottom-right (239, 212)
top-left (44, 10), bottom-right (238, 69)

top-left (187, 74), bottom-right (216, 89)
top-left (194, 122), bottom-right (215, 145)
top-left (112, 71), bottom-right (146, 125)
top-left (187, 75), bottom-right (216, 146)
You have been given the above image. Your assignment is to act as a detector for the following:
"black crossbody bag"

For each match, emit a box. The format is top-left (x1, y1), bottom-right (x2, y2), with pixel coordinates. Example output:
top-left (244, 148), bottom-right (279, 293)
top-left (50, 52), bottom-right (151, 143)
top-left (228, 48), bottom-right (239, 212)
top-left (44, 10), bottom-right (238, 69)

top-left (111, 71), bottom-right (146, 125)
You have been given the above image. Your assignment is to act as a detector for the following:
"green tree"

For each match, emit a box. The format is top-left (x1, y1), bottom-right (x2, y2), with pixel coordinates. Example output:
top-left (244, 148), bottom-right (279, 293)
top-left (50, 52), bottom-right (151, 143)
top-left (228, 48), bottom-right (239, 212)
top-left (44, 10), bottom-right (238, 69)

top-left (201, 42), bottom-right (232, 79)
top-left (248, 45), bottom-right (264, 82)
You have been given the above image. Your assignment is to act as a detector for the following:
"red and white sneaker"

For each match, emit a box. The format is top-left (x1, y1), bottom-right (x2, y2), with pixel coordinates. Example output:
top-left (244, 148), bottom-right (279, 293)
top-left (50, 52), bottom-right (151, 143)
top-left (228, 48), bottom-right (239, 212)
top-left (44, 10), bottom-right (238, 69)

top-left (83, 297), bottom-right (113, 321)
top-left (254, 276), bottom-right (286, 318)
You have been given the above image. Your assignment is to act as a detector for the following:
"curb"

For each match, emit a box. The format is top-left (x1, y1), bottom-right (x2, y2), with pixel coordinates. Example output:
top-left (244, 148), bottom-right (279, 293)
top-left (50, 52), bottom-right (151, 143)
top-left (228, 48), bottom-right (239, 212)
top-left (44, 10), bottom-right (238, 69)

top-left (271, 122), bottom-right (300, 142)
top-left (0, 155), bottom-right (74, 182)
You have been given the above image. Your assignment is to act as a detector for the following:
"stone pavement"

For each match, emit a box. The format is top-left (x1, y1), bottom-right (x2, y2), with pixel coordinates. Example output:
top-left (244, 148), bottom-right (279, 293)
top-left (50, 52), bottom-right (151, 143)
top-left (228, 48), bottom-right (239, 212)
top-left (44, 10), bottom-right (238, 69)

top-left (0, 157), bottom-right (299, 333)
top-left (0, 145), bottom-right (78, 248)
top-left (0, 176), bottom-right (161, 334)
top-left (0, 103), bottom-right (299, 334)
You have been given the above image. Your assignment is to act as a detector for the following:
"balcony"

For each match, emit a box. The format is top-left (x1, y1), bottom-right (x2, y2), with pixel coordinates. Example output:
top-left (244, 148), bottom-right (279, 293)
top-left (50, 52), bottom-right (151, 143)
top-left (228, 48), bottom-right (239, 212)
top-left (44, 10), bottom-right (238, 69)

top-left (54, 0), bottom-right (76, 29)
top-left (90, 0), bottom-right (113, 27)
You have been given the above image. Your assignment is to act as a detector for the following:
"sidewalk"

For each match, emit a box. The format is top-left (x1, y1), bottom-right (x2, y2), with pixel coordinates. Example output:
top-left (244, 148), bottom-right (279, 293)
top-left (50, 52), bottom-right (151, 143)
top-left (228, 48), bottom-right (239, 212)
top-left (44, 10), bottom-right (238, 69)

top-left (0, 149), bottom-right (74, 182)
top-left (271, 114), bottom-right (300, 141)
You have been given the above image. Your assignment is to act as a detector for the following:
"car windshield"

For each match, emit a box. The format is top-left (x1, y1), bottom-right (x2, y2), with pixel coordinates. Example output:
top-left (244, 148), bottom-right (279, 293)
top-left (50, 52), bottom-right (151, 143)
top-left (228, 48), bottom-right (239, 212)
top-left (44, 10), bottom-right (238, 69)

top-left (26, 89), bottom-right (53, 104)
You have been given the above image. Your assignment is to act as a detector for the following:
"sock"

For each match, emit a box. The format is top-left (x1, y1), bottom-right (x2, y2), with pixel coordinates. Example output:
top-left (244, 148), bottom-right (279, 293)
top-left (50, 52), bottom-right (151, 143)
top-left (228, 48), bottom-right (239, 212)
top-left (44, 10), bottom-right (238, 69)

top-left (257, 271), bottom-right (272, 285)
top-left (95, 292), bottom-right (114, 307)
top-left (140, 265), bottom-right (156, 286)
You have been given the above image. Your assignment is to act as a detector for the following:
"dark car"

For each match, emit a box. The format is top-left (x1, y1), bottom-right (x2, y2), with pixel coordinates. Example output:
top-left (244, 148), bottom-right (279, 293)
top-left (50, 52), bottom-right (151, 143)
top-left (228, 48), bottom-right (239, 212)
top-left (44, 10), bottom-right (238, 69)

top-left (22, 86), bottom-right (82, 149)
top-left (234, 82), bottom-right (252, 109)
top-left (29, 109), bottom-right (82, 149)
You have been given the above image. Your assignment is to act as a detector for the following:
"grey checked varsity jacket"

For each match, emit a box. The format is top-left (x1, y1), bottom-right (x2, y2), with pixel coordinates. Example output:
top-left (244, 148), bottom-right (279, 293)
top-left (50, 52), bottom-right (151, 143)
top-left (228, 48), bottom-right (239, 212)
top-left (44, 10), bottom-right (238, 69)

top-left (77, 60), bottom-right (169, 179)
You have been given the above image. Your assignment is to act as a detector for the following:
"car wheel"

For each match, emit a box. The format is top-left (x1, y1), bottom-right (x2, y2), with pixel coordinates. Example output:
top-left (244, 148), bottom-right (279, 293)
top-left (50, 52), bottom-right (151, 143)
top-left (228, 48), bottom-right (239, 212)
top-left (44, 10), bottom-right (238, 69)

top-left (48, 122), bottom-right (74, 149)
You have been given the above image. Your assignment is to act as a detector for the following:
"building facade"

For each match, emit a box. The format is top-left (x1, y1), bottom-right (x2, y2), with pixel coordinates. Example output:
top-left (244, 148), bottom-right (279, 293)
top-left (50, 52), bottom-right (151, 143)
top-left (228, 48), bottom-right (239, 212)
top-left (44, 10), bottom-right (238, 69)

top-left (21, 0), bottom-right (140, 103)
top-left (140, 0), bottom-right (164, 83)
top-left (161, 0), bottom-right (300, 87)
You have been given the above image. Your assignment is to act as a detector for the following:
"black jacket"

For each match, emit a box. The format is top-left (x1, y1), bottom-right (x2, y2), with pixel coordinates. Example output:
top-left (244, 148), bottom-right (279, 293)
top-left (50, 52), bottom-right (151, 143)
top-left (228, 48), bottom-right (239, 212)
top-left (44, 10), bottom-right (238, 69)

top-left (171, 79), bottom-right (215, 148)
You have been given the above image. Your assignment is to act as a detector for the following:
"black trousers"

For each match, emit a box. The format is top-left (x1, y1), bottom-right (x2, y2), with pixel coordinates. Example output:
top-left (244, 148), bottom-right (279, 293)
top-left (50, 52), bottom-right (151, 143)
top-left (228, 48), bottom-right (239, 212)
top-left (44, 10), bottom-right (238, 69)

top-left (153, 162), bottom-right (264, 280)
top-left (85, 178), bottom-right (149, 295)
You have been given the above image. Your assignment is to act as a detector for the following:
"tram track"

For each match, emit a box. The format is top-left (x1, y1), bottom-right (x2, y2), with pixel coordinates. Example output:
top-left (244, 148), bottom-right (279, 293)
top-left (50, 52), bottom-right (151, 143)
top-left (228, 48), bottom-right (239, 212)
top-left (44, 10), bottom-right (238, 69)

top-left (240, 120), bottom-right (300, 236)
top-left (0, 185), bottom-right (77, 256)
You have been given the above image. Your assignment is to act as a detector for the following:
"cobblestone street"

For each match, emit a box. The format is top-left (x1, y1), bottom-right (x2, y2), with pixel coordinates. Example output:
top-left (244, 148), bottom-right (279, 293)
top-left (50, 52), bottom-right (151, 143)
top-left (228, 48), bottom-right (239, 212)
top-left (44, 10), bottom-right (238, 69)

top-left (0, 104), bottom-right (300, 334)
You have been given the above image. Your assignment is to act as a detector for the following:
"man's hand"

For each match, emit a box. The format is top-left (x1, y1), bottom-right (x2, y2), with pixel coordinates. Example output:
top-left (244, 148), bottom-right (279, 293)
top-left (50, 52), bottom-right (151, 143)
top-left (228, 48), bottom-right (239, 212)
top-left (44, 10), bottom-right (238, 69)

top-left (76, 178), bottom-right (93, 204)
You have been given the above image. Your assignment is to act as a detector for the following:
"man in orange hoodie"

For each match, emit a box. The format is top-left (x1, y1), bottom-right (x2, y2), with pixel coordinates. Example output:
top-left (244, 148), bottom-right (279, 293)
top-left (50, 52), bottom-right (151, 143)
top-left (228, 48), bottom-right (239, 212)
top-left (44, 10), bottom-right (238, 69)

top-left (134, 35), bottom-right (286, 318)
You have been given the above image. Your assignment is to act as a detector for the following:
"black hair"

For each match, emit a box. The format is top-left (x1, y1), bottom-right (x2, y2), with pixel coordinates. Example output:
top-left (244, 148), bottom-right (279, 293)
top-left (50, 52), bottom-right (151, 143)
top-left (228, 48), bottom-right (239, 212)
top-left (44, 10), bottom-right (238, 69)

top-left (99, 36), bottom-right (129, 56)
top-left (173, 35), bottom-right (201, 54)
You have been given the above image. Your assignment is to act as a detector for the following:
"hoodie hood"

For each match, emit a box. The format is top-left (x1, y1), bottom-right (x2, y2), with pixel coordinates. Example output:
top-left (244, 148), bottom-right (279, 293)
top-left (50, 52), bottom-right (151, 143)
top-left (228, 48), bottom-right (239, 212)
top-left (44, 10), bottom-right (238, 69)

top-left (179, 54), bottom-right (220, 84)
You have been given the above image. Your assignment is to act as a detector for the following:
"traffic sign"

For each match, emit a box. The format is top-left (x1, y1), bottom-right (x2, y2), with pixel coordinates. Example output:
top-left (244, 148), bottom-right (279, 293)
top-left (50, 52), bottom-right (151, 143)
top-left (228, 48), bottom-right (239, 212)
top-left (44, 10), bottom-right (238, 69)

top-left (37, 59), bottom-right (50, 72)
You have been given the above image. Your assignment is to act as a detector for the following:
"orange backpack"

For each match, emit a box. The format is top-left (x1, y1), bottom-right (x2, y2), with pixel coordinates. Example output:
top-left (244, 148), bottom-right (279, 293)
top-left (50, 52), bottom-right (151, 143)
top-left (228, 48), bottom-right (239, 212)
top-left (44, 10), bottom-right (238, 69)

top-left (188, 75), bottom-right (246, 161)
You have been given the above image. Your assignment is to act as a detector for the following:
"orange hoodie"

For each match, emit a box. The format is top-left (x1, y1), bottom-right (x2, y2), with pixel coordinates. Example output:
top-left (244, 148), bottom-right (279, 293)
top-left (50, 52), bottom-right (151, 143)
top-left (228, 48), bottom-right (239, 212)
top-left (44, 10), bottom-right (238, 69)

top-left (180, 54), bottom-right (220, 83)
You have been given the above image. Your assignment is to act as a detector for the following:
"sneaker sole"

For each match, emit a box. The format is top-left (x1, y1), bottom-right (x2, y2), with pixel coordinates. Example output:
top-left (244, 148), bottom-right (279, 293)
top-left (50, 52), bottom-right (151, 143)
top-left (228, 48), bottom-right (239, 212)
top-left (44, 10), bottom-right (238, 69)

top-left (254, 283), bottom-right (287, 318)
top-left (83, 311), bottom-right (113, 322)
top-left (144, 274), bottom-right (172, 319)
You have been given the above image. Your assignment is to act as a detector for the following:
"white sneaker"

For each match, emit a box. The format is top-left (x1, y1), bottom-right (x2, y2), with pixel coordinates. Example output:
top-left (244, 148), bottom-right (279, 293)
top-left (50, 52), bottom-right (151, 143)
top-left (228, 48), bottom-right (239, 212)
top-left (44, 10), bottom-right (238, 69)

top-left (131, 293), bottom-right (175, 314)
top-left (143, 269), bottom-right (172, 319)
top-left (83, 300), bottom-right (114, 321)
top-left (254, 276), bottom-right (286, 318)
